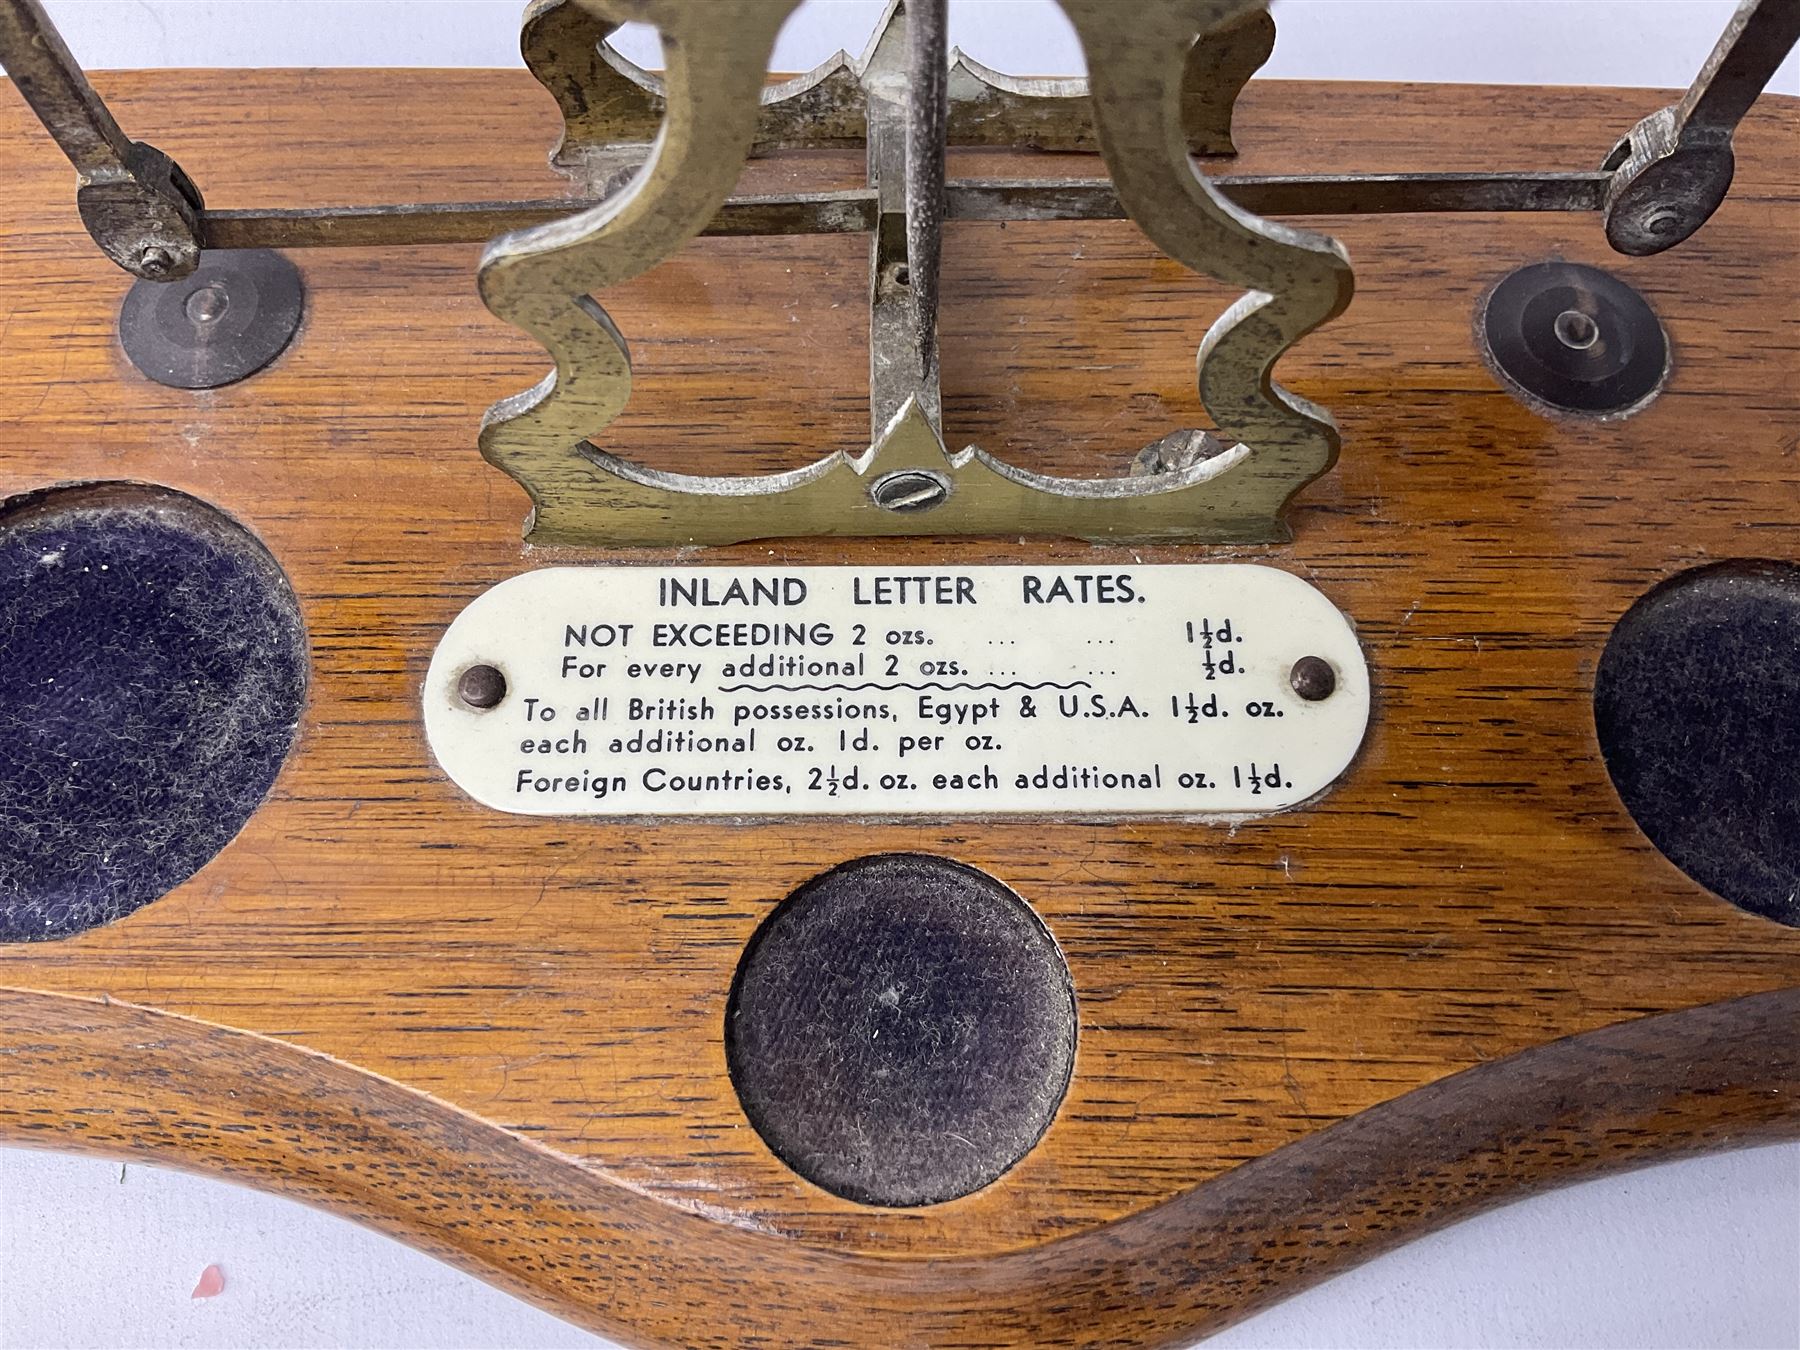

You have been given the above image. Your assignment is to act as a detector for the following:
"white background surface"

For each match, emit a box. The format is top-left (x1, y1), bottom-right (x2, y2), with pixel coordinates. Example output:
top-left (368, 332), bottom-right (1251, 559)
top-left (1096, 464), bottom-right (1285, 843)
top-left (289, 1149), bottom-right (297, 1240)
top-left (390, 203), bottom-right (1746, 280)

top-left (18, 0), bottom-right (1800, 89)
top-left (2, 2), bottom-right (1798, 1348)
top-left (3, 1143), bottom-right (1798, 1348)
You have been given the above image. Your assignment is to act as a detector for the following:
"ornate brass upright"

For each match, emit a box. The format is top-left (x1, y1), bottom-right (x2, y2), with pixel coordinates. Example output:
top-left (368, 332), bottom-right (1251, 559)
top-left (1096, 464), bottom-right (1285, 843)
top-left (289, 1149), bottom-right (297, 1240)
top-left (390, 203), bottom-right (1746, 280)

top-left (476, 0), bottom-right (1352, 547)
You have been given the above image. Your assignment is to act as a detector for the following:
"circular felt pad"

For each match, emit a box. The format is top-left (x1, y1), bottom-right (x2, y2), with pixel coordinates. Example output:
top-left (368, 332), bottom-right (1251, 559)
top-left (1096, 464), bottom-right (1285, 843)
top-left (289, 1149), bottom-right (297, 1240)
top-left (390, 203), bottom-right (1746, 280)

top-left (727, 853), bottom-right (1077, 1207)
top-left (1594, 560), bottom-right (1800, 927)
top-left (0, 484), bottom-right (307, 942)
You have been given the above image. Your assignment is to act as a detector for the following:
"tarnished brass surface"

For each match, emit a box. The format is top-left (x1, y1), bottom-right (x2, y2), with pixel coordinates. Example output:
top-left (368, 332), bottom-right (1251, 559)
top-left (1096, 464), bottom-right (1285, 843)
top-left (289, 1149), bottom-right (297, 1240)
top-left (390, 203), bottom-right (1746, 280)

top-left (538, 401), bottom-right (1284, 547)
top-left (478, 0), bottom-right (803, 546)
top-left (1063, 0), bottom-right (1353, 536)
top-left (480, 0), bottom-right (1355, 547)
top-left (520, 0), bottom-right (864, 184)
top-left (521, 0), bottom-right (1273, 187)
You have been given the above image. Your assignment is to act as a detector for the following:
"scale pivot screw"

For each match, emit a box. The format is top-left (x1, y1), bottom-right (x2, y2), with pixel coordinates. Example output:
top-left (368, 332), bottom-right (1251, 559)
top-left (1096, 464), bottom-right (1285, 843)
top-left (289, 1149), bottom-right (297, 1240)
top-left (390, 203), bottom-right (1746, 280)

top-left (137, 245), bottom-right (175, 278)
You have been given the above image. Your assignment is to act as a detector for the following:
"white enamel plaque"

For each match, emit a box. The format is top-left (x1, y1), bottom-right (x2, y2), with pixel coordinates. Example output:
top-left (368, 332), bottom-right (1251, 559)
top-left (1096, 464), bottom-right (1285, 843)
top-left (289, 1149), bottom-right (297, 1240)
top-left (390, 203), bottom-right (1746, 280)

top-left (424, 566), bottom-right (1369, 818)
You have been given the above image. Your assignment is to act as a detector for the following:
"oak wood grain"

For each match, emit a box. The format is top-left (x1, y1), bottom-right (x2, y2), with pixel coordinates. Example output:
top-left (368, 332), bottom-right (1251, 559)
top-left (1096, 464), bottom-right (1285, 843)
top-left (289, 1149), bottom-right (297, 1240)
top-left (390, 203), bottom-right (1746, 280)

top-left (0, 69), bottom-right (1796, 1347)
top-left (4, 985), bottom-right (1794, 1349)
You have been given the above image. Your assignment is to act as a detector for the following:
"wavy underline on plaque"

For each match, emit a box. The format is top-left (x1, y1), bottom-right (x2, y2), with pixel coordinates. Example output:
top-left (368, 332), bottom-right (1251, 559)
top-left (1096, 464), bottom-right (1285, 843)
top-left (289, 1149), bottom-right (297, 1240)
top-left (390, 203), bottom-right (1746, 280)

top-left (713, 680), bottom-right (1096, 695)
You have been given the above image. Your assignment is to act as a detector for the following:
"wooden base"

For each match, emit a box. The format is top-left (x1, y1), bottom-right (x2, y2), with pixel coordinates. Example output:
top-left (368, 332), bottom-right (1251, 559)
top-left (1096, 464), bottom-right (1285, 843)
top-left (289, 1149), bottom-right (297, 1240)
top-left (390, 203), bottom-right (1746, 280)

top-left (0, 71), bottom-right (1795, 1348)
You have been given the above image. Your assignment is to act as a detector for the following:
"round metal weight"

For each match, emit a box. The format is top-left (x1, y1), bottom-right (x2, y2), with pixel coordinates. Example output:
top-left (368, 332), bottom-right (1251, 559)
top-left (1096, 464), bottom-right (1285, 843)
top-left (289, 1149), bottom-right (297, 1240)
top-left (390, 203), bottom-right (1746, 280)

top-left (119, 248), bottom-right (304, 389)
top-left (1478, 261), bottom-right (1669, 417)
top-left (1594, 560), bottom-right (1800, 927)
top-left (0, 484), bottom-right (308, 942)
top-left (726, 854), bottom-right (1077, 1207)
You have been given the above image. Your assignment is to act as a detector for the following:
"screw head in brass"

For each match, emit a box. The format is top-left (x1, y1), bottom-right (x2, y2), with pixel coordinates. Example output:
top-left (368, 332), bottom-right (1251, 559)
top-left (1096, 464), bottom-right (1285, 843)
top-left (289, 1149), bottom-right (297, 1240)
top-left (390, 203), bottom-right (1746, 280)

top-left (869, 469), bottom-right (951, 513)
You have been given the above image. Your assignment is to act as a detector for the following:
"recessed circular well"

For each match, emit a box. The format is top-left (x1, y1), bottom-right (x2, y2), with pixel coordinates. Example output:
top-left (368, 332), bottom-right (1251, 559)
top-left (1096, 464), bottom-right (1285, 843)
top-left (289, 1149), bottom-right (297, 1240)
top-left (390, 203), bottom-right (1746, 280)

top-left (726, 854), bottom-right (1076, 1207)
top-left (1594, 560), bottom-right (1800, 927)
top-left (0, 484), bottom-right (307, 941)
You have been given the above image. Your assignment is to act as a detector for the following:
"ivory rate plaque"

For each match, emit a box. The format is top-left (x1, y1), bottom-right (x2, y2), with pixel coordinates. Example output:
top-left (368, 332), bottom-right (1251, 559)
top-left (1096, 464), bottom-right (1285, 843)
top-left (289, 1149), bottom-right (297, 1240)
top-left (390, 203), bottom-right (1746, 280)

top-left (424, 566), bottom-right (1369, 818)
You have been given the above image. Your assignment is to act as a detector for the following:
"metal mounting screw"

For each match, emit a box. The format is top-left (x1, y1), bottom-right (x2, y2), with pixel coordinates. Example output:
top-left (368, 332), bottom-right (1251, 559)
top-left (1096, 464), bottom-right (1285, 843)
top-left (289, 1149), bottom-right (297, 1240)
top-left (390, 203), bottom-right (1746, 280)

top-left (1289, 655), bottom-right (1336, 702)
top-left (457, 663), bottom-right (507, 710)
top-left (870, 469), bottom-right (951, 513)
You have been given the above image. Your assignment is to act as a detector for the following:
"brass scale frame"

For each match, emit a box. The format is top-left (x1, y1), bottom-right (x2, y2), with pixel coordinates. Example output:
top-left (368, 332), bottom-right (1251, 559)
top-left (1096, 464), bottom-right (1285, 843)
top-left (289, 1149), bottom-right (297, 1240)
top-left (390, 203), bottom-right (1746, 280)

top-left (0, 0), bottom-right (1795, 547)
